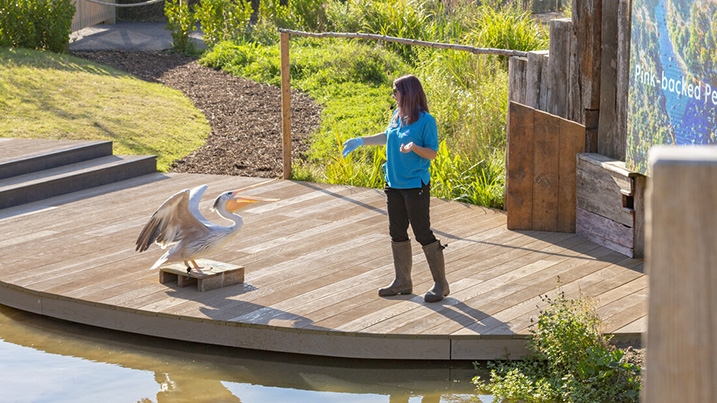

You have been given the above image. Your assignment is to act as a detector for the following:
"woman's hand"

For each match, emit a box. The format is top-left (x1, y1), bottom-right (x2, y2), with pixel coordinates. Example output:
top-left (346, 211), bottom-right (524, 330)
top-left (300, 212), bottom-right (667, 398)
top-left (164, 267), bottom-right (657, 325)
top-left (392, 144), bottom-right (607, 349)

top-left (400, 141), bottom-right (437, 160)
top-left (342, 138), bottom-right (364, 157)
top-left (400, 142), bottom-right (414, 153)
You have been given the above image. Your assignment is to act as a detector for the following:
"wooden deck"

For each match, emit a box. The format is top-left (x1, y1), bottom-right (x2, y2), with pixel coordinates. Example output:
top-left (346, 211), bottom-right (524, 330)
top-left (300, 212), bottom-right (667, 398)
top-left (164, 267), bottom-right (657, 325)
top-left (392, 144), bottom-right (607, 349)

top-left (0, 168), bottom-right (646, 360)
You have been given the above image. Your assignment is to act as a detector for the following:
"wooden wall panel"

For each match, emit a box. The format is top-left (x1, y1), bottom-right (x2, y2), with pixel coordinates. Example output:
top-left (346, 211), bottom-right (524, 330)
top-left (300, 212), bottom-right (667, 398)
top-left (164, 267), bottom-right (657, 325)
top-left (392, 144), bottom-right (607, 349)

top-left (506, 102), bottom-right (586, 232)
top-left (506, 102), bottom-right (535, 230)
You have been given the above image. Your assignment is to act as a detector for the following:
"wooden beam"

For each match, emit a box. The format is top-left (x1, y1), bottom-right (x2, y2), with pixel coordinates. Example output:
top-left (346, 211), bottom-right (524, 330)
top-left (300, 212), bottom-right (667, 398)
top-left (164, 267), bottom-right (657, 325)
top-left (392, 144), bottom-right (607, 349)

top-left (280, 32), bottom-right (291, 179)
top-left (548, 18), bottom-right (572, 119)
top-left (508, 56), bottom-right (528, 104)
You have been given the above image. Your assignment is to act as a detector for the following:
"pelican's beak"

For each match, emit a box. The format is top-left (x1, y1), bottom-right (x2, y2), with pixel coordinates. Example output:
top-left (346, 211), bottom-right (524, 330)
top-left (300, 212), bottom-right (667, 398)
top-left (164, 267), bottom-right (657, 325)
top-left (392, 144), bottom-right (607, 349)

top-left (225, 194), bottom-right (279, 212)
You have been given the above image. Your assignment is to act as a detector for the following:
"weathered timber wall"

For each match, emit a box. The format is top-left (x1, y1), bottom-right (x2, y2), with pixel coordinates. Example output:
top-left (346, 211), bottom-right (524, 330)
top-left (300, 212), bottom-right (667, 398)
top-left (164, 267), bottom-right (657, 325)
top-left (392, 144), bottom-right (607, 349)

top-left (644, 146), bottom-right (717, 403)
top-left (71, 0), bottom-right (115, 32)
top-left (506, 0), bottom-right (647, 260)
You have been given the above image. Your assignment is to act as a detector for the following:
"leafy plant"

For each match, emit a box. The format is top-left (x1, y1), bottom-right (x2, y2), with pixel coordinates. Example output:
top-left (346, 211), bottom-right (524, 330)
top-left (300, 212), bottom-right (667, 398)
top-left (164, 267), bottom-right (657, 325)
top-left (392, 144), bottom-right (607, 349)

top-left (164, 0), bottom-right (197, 53)
top-left (194, 0), bottom-right (253, 48)
top-left (466, 1), bottom-right (549, 56)
top-left (0, 0), bottom-right (74, 53)
top-left (473, 290), bottom-right (642, 403)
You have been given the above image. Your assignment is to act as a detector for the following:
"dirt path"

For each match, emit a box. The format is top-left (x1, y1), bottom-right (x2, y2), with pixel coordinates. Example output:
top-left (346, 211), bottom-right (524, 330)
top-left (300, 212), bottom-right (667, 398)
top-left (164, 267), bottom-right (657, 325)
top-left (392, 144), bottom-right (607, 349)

top-left (71, 50), bottom-right (322, 178)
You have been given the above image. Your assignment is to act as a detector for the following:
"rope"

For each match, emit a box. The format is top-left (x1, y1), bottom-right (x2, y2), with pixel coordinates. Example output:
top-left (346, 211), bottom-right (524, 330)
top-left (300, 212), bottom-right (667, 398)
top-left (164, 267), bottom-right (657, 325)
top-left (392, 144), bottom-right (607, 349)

top-left (78, 0), bottom-right (165, 8)
top-left (278, 28), bottom-right (530, 58)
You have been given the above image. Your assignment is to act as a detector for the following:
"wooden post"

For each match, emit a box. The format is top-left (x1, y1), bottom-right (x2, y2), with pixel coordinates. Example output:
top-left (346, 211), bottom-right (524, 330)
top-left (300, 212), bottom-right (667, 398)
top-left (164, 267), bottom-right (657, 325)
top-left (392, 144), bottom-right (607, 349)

top-left (508, 56), bottom-right (527, 104)
top-left (547, 18), bottom-right (572, 120)
top-left (644, 146), bottom-right (717, 403)
top-left (525, 50), bottom-right (549, 109)
top-left (280, 32), bottom-right (291, 179)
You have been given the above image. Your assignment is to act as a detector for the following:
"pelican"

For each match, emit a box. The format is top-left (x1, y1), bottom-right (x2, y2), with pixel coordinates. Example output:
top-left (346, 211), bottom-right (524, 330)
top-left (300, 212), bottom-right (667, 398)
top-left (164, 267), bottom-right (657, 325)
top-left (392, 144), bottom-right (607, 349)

top-left (135, 180), bottom-right (277, 274)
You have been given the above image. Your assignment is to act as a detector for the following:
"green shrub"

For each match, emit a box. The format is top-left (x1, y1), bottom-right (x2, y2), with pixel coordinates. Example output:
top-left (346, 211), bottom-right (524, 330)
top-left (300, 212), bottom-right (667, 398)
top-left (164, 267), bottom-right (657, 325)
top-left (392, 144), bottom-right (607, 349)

top-left (473, 290), bottom-right (642, 403)
top-left (258, 0), bottom-right (329, 31)
top-left (201, 41), bottom-right (282, 85)
top-left (0, 0), bottom-right (74, 53)
top-left (164, 0), bottom-right (196, 53)
top-left (194, 0), bottom-right (253, 47)
top-left (357, 0), bottom-right (436, 61)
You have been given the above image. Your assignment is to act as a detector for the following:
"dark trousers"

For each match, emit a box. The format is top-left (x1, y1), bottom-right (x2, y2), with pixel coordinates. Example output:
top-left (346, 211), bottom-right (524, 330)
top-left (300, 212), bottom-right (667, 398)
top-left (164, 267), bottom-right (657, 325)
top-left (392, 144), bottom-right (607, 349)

top-left (385, 183), bottom-right (437, 246)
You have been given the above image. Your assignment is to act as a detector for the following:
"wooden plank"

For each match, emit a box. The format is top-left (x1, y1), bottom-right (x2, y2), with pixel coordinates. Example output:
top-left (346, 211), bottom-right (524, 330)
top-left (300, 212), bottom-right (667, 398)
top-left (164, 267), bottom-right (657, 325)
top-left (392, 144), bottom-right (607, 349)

top-left (525, 51), bottom-right (549, 109)
top-left (547, 18), bottom-right (573, 119)
top-left (576, 207), bottom-right (633, 248)
top-left (506, 102), bottom-right (534, 230)
top-left (538, 52), bottom-right (551, 112)
top-left (508, 56), bottom-right (528, 104)
top-left (337, 230), bottom-right (572, 335)
top-left (508, 258), bottom-right (644, 333)
top-left (577, 152), bottom-right (638, 181)
top-left (379, 238), bottom-right (608, 337)
top-left (532, 111), bottom-right (561, 231)
top-left (558, 117), bottom-right (585, 232)
top-left (474, 249), bottom-right (632, 336)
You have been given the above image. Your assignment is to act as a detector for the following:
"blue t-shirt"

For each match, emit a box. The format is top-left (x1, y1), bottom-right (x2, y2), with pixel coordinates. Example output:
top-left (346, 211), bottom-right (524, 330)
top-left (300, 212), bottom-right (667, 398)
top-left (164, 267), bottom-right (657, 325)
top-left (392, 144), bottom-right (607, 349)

top-left (383, 110), bottom-right (439, 189)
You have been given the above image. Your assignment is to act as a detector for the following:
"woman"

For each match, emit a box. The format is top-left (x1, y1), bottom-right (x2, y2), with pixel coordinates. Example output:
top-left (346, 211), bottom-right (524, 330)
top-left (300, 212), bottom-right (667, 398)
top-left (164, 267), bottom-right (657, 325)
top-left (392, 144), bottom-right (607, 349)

top-left (341, 74), bottom-right (449, 303)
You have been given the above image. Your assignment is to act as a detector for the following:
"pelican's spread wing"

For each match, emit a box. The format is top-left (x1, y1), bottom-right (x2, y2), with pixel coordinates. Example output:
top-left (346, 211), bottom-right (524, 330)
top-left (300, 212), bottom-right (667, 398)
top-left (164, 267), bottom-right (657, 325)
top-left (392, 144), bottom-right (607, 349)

top-left (135, 185), bottom-right (211, 252)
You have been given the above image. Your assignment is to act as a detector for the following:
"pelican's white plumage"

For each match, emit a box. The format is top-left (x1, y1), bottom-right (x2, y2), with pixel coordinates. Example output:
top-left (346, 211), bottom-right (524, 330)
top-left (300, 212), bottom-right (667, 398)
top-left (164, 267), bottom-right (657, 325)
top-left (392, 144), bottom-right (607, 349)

top-left (136, 182), bottom-right (275, 271)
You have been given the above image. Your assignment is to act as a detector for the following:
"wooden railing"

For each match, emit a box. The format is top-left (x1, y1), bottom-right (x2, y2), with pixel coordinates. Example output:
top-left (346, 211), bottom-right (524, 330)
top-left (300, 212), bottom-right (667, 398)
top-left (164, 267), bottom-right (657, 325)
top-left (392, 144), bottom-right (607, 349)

top-left (71, 0), bottom-right (116, 33)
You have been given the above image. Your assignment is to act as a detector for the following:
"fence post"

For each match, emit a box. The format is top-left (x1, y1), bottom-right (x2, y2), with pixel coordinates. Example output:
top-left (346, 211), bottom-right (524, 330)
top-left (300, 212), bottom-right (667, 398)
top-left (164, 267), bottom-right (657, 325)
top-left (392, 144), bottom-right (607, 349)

top-left (280, 32), bottom-right (291, 179)
top-left (644, 145), bottom-right (717, 402)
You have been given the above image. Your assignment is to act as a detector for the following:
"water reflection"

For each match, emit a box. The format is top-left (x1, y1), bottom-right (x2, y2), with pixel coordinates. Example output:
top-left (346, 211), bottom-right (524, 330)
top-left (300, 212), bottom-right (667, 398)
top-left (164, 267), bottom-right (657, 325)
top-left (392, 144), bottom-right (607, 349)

top-left (0, 305), bottom-right (493, 402)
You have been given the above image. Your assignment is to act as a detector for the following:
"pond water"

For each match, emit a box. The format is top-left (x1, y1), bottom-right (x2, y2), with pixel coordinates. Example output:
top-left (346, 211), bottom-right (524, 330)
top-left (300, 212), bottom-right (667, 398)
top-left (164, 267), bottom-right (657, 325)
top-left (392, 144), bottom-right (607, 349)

top-left (0, 305), bottom-right (495, 402)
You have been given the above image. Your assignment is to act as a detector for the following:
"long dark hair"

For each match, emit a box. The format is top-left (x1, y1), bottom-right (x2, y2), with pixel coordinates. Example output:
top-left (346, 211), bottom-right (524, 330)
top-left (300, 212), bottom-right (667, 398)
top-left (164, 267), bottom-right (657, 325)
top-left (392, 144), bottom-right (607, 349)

top-left (393, 74), bottom-right (428, 125)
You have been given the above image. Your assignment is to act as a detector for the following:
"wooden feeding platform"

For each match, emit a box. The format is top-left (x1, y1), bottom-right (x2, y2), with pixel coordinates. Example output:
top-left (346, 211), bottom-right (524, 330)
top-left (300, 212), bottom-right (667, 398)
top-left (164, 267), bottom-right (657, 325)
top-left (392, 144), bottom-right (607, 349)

top-left (159, 260), bottom-right (245, 292)
top-left (0, 139), bottom-right (647, 361)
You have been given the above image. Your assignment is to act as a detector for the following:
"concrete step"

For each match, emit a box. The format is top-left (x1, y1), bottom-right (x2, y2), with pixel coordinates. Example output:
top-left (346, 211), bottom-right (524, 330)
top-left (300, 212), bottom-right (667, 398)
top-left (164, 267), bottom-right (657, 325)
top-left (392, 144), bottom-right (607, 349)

top-left (0, 154), bottom-right (157, 209)
top-left (0, 139), bottom-right (114, 180)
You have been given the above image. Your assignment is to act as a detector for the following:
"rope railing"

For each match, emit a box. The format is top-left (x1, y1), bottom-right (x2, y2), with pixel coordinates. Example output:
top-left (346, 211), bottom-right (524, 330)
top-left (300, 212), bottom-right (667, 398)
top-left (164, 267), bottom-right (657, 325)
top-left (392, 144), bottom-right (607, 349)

top-left (278, 29), bottom-right (528, 179)
top-left (278, 28), bottom-right (530, 58)
top-left (79, 0), bottom-right (164, 7)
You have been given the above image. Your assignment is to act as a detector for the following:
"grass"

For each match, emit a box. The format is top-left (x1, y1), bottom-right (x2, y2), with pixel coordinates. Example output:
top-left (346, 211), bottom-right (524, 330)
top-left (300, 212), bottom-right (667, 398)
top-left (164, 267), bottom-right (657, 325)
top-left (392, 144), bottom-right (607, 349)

top-left (0, 47), bottom-right (211, 172)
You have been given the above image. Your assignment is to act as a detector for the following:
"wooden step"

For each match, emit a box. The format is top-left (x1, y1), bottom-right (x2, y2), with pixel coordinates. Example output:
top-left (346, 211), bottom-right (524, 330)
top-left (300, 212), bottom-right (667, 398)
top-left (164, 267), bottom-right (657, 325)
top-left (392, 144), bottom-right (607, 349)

top-left (0, 139), bottom-right (113, 180)
top-left (0, 154), bottom-right (157, 209)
